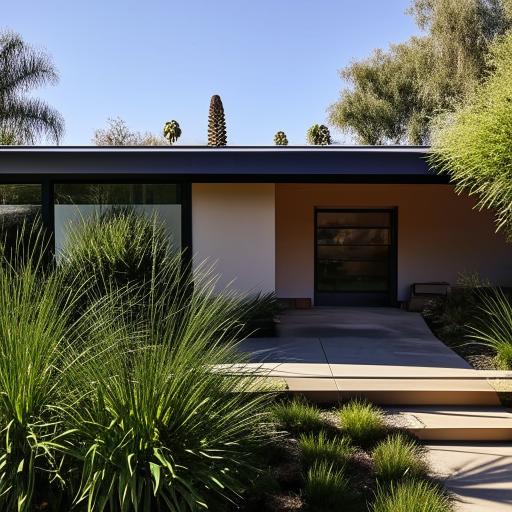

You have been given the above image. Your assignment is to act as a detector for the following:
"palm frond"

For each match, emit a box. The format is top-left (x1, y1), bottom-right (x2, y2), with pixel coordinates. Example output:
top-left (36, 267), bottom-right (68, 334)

top-left (0, 30), bottom-right (63, 144)
top-left (0, 96), bottom-right (64, 144)
top-left (0, 31), bottom-right (58, 95)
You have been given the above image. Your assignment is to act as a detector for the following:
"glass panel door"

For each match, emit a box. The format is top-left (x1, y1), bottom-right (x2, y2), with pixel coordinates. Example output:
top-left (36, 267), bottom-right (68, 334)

top-left (315, 209), bottom-right (396, 305)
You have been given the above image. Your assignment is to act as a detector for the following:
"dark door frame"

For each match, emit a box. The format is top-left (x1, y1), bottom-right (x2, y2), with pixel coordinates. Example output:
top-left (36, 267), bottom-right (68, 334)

top-left (314, 207), bottom-right (398, 307)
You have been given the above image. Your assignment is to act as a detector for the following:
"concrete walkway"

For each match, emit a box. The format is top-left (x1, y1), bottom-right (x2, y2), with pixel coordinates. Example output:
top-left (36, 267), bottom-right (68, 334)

top-left (427, 443), bottom-right (512, 512)
top-left (240, 307), bottom-right (512, 511)
top-left (240, 307), bottom-right (473, 384)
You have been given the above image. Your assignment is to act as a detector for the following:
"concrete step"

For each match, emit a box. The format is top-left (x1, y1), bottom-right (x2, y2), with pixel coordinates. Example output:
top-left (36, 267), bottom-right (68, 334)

top-left (386, 406), bottom-right (512, 442)
top-left (283, 376), bottom-right (502, 406)
top-left (336, 379), bottom-right (501, 406)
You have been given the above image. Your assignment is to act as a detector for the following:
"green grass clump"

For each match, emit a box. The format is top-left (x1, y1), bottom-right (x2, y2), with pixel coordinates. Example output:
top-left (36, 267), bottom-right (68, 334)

top-left (298, 430), bottom-right (353, 469)
top-left (304, 461), bottom-right (350, 512)
top-left (372, 480), bottom-right (453, 512)
top-left (372, 434), bottom-right (427, 482)
top-left (338, 399), bottom-right (386, 447)
top-left (0, 214), bottom-right (275, 511)
top-left (468, 289), bottom-right (512, 370)
top-left (0, 228), bottom-right (77, 510)
top-left (271, 398), bottom-right (325, 433)
top-left (60, 256), bottom-right (273, 511)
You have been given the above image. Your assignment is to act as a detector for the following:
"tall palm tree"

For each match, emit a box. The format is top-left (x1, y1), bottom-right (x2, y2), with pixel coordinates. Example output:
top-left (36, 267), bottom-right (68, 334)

top-left (0, 31), bottom-right (64, 144)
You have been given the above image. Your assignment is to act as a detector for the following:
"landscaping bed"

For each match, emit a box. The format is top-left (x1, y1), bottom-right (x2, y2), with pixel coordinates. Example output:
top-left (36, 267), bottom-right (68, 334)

top-left (237, 398), bottom-right (454, 512)
top-left (422, 284), bottom-right (512, 371)
top-left (422, 285), bottom-right (512, 407)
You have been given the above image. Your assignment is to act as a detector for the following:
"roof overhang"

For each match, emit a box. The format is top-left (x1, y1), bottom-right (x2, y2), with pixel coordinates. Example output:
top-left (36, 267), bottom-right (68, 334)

top-left (0, 145), bottom-right (447, 184)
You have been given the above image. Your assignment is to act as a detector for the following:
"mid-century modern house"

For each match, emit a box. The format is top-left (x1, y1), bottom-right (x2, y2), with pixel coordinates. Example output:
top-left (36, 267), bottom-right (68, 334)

top-left (0, 146), bottom-right (511, 306)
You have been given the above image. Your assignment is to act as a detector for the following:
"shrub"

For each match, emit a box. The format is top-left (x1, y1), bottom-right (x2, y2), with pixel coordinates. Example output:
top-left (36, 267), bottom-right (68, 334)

top-left (58, 208), bottom-right (173, 302)
top-left (304, 461), bottom-right (350, 511)
top-left (338, 399), bottom-right (386, 447)
top-left (237, 292), bottom-right (281, 336)
top-left (58, 255), bottom-right (273, 511)
top-left (372, 434), bottom-right (427, 482)
top-left (372, 480), bottom-right (453, 512)
top-left (468, 288), bottom-right (512, 369)
top-left (298, 430), bottom-right (353, 470)
top-left (0, 227), bottom-right (78, 510)
top-left (271, 398), bottom-right (325, 434)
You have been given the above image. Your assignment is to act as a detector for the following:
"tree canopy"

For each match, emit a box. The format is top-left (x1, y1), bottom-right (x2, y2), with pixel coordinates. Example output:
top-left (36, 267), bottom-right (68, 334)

top-left (93, 117), bottom-right (166, 146)
top-left (329, 0), bottom-right (512, 144)
top-left (0, 31), bottom-right (64, 144)
top-left (430, 31), bottom-right (512, 237)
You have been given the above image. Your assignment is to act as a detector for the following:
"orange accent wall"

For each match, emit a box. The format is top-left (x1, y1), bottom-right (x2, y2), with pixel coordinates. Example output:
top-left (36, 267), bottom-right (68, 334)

top-left (275, 184), bottom-right (512, 303)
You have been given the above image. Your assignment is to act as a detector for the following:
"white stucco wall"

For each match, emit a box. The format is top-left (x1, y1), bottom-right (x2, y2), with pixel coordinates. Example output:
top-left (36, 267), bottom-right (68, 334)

top-left (192, 183), bottom-right (276, 294)
top-left (275, 184), bottom-right (512, 303)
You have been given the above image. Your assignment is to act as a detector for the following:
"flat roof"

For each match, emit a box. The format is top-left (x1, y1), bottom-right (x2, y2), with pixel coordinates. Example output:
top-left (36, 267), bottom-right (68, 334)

top-left (0, 145), bottom-right (445, 183)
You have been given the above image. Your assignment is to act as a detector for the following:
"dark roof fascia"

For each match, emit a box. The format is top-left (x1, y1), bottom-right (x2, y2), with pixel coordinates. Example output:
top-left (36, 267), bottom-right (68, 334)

top-left (0, 146), bottom-right (448, 184)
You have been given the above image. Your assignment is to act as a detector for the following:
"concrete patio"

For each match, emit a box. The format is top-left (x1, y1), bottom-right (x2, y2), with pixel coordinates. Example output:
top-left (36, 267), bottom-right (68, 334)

top-left (239, 307), bottom-right (502, 403)
top-left (241, 306), bottom-right (471, 370)
top-left (239, 307), bottom-right (512, 426)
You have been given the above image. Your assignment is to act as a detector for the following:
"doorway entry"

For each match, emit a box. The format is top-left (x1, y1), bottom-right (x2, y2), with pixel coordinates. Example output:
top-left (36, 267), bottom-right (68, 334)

top-left (314, 208), bottom-right (397, 306)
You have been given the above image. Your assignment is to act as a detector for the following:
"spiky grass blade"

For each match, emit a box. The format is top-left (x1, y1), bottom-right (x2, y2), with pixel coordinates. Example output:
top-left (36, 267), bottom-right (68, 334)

top-left (338, 399), bottom-right (386, 447)
top-left (372, 434), bottom-right (427, 482)
top-left (372, 480), bottom-right (453, 512)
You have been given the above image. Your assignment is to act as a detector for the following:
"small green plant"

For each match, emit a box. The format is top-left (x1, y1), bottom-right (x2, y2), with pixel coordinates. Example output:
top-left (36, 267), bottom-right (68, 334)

top-left (273, 130), bottom-right (288, 145)
top-left (271, 398), bottom-right (324, 433)
top-left (468, 288), bottom-right (512, 369)
top-left (163, 119), bottom-right (182, 144)
top-left (298, 430), bottom-right (353, 470)
top-left (304, 461), bottom-right (350, 511)
top-left (372, 434), bottom-right (427, 482)
top-left (338, 399), bottom-right (386, 446)
top-left (372, 480), bottom-right (453, 512)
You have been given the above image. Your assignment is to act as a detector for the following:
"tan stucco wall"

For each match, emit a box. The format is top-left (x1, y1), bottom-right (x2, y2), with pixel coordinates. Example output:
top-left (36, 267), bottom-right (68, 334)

top-left (192, 183), bottom-right (275, 294)
top-left (276, 184), bottom-right (512, 302)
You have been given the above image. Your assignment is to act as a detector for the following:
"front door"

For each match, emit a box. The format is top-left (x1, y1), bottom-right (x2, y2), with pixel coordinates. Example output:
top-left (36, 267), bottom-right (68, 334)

top-left (315, 208), bottom-right (397, 306)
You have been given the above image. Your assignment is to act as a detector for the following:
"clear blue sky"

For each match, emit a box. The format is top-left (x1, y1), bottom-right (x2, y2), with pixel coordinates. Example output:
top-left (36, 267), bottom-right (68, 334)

top-left (3, 0), bottom-right (420, 145)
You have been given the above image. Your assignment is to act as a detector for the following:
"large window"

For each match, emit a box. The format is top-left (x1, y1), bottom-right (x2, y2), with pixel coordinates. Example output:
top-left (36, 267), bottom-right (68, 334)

top-left (54, 183), bottom-right (182, 255)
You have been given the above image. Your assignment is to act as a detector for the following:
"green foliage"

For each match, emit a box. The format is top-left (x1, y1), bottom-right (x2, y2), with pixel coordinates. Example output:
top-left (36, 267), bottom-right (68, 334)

top-left (235, 292), bottom-right (280, 337)
top-left (430, 30), bottom-right (512, 236)
top-left (0, 226), bottom-right (77, 511)
top-left (271, 398), bottom-right (325, 434)
top-left (273, 131), bottom-right (288, 146)
top-left (208, 94), bottom-right (227, 147)
top-left (58, 208), bottom-right (173, 306)
top-left (303, 461), bottom-right (350, 512)
top-left (60, 274), bottom-right (272, 511)
top-left (372, 480), bottom-right (453, 512)
top-left (0, 30), bottom-right (64, 144)
top-left (468, 288), bottom-right (512, 369)
top-left (93, 117), bottom-right (166, 145)
top-left (423, 273), bottom-right (490, 338)
top-left (329, 0), bottom-right (511, 144)
top-left (298, 431), bottom-right (353, 470)
top-left (163, 120), bottom-right (182, 145)
top-left (306, 124), bottom-right (331, 145)
top-left (372, 434), bottom-right (427, 482)
top-left (0, 212), bottom-right (275, 510)
top-left (338, 399), bottom-right (386, 447)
